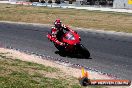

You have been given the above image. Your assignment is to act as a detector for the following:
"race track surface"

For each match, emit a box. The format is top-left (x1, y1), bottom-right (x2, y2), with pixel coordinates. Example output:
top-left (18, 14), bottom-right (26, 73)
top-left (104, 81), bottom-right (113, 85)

top-left (0, 22), bottom-right (132, 80)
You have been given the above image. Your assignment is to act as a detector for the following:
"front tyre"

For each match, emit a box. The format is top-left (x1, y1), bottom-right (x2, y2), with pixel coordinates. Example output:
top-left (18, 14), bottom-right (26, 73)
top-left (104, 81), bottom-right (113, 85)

top-left (79, 44), bottom-right (90, 58)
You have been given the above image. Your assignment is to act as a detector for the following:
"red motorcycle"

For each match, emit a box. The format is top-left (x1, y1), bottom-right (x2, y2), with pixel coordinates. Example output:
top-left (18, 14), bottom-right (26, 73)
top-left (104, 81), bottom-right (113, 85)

top-left (47, 29), bottom-right (90, 58)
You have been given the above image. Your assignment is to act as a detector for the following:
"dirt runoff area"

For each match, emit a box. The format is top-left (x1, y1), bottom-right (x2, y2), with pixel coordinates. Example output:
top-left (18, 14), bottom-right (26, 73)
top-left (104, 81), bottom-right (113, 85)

top-left (0, 48), bottom-right (131, 88)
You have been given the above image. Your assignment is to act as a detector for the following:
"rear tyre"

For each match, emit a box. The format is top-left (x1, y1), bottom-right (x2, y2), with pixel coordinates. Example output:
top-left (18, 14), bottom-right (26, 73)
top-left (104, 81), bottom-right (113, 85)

top-left (54, 43), bottom-right (64, 51)
top-left (54, 43), bottom-right (67, 57)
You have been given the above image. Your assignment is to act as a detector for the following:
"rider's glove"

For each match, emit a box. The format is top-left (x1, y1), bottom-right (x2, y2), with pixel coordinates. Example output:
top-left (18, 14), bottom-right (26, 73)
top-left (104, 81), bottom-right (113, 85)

top-left (62, 24), bottom-right (67, 29)
top-left (60, 42), bottom-right (65, 46)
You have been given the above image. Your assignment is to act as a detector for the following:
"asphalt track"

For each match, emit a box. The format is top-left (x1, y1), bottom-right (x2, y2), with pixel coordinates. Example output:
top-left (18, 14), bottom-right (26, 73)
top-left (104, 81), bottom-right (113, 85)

top-left (0, 22), bottom-right (132, 80)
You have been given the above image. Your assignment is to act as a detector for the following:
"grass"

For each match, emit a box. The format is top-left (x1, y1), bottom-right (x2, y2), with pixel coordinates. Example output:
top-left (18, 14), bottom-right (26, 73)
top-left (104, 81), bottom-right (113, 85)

top-left (0, 52), bottom-right (107, 88)
top-left (0, 4), bottom-right (132, 33)
top-left (0, 53), bottom-right (80, 88)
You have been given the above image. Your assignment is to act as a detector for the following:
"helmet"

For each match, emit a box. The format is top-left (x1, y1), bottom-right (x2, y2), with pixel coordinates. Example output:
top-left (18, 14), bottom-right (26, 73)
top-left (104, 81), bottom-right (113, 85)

top-left (54, 19), bottom-right (62, 29)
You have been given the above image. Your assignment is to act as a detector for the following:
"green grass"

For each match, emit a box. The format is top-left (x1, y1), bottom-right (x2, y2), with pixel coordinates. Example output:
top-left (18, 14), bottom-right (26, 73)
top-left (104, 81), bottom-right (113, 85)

top-left (0, 53), bottom-right (80, 88)
top-left (0, 52), bottom-right (107, 88)
top-left (0, 4), bottom-right (132, 33)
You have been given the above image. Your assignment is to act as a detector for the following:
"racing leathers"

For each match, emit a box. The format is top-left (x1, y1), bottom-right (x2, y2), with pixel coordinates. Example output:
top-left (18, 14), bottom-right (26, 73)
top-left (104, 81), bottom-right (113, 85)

top-left (49, 24), bottom-right (74, 46)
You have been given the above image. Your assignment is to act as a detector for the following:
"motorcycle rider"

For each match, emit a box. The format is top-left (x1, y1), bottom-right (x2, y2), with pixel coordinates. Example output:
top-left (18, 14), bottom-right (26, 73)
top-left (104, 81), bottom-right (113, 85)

top-left (48, 19), bottom-right (75, 46)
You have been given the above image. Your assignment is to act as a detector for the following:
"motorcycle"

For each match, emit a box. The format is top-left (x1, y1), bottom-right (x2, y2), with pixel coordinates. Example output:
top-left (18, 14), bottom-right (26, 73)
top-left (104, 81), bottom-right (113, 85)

top-left (47, 29), bottom-right (90, 58)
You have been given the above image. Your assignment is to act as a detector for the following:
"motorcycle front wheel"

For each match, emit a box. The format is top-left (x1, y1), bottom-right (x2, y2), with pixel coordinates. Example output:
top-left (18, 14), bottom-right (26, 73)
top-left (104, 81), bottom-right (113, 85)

top-left (79, 44), bottom-right (90, 59)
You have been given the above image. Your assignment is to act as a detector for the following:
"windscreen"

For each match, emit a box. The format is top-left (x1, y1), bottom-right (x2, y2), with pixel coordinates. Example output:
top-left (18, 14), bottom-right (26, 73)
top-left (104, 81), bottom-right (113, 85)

top-left (65, 33), bottom-right (75, 40)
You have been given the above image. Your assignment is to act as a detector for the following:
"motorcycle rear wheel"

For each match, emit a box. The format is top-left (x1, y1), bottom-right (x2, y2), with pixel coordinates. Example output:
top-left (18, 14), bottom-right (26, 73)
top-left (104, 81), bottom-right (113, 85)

top-left (54, 43), bottom-right (65, 52)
